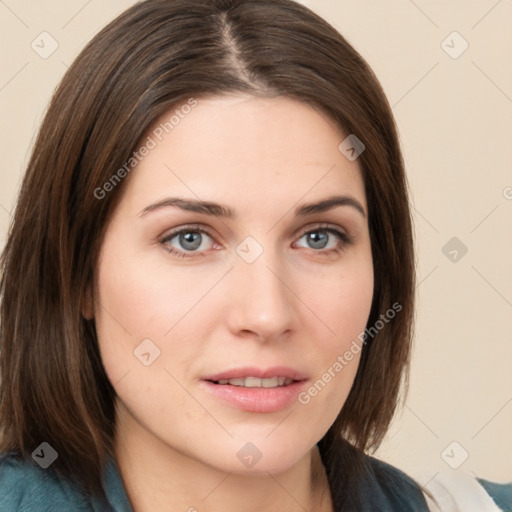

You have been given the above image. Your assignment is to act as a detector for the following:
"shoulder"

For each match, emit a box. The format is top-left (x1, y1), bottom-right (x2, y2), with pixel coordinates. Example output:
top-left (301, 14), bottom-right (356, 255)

top-left (359, 455), bottom-right (430, 511)
top-left (0, 453), bottom-right (92, 512)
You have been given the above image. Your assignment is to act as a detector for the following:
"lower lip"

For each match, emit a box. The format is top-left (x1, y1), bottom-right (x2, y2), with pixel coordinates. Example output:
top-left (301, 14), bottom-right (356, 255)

top-left (201, 380), bottom-right (306, 413)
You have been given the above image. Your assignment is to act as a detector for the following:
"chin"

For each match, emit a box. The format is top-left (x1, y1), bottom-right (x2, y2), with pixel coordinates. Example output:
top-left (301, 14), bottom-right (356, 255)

top-left (199, 431), bottom-right (319, 476)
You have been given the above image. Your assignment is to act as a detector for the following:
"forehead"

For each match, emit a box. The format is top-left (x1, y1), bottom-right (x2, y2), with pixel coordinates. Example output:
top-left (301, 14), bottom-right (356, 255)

top-left (120, 94), bottom-right (366, 214)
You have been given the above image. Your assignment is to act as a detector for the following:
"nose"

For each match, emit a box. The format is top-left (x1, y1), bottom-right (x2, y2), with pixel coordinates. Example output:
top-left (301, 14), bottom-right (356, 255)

top-left (224, 250), bottom-right (297, 342)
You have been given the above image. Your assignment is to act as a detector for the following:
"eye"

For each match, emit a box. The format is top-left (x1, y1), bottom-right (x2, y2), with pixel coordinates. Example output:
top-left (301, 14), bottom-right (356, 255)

top-left (161, 226), bottom-right (217, 257)
top-left (294, 227), bottom-right (349, 253)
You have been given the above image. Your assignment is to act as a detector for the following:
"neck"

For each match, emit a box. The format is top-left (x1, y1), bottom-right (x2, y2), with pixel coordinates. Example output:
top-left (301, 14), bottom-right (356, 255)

top-left (114, 408), bottom-right (332, 512)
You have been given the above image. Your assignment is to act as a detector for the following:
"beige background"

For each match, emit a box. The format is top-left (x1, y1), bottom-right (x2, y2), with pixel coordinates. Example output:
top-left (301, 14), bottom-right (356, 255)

top-left (1, 0), bottom-right (511, 489)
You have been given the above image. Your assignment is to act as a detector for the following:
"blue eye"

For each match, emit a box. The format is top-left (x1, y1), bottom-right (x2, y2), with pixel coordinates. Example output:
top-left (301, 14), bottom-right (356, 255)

top-left (176, 231), bottom-right (203, 251)
top-left (295, 228), bottom-right (348, 252)
top-left (304, 231), bottom-right (329, 249)
top-left (162, 228), bottom-right (214, 256)
top-left (161, 225), bottom-right (350, 259)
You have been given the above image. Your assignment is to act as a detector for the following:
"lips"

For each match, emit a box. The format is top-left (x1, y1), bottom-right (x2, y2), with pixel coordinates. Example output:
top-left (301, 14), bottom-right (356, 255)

top-left (215, 376), bottom-right (294, 388)
top-left (201, 366), bottom-right (308, 412)
top-left (203, 366), bottom-right (307, 386)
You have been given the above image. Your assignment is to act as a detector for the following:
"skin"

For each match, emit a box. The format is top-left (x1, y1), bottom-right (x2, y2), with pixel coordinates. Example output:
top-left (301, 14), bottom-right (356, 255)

top-left (88, 94), bottom-right (374, 511)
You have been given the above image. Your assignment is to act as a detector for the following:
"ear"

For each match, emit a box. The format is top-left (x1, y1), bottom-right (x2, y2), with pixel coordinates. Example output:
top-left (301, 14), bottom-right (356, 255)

top-left (82, 284), bottom-right (95, 320)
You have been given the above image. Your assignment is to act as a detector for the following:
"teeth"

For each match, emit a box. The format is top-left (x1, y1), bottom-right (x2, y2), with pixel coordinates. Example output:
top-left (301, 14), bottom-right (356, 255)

top-left (245, 377), bottom-right (262, 388)
top-left (262, 376), bottom-right (279, 388)
top-left (228, 378), bottom-right (245, 387)
top-left (216, 376), bottom-right (295, 388)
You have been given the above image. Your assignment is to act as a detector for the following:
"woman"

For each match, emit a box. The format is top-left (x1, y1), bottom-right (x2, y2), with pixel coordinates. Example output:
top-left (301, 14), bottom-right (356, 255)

top-left (0, 0), bottom-right (509, 510)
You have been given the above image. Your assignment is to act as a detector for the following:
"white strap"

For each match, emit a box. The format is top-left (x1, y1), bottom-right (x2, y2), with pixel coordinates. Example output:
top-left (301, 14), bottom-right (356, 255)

top-left (424, 472), bottom-right (502, 512)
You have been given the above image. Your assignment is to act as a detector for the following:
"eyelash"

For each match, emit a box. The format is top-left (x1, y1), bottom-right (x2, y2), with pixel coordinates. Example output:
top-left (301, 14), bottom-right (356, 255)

top-left (160, 223), bottom-right (352, 259)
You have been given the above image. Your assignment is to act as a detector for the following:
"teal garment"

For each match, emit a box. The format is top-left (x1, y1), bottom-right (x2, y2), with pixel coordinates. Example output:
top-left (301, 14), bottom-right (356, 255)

top-left (0, 453), bottom-right (133, 512)
top-left (478, 478), bottom-right (512, 511)
top-left (358, 456), bottom-right (430, 510)
top-left (0, 451), bottom-right (510, 511)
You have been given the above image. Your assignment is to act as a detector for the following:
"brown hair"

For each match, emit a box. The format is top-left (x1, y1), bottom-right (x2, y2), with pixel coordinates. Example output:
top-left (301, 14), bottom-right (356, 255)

top-left (0, 0), bottom-right (414, 506)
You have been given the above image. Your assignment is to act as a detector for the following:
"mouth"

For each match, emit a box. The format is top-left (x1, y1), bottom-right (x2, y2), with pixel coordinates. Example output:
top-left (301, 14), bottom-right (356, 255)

top-left (201, 367), bottom-right (308, 412)
top-left (208, 376), bottom-right (296, 388)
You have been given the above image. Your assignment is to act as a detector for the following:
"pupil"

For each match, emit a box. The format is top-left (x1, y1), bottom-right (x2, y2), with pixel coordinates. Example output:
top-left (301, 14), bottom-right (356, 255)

top-left (308, 231), bottom-right (328, 249)
top-left (180, 231), bottom-right (202, 250)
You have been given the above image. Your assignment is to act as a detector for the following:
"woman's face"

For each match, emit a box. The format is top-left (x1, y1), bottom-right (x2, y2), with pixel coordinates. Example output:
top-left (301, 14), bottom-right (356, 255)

top-left (92, 94), bottom-right (374, 475)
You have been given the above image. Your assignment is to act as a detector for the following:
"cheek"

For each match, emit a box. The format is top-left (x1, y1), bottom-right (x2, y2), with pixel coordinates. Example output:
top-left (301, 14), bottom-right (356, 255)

top-left (94, 255), bottom-right (170, 339)
top-left (93, 237), bottom-right (229, 388)
top-left (94, 236), bottom-right (224, 341)
top-left (305, 260), bottom-right (374, 350)
top-left (295, 257), bottom-right (373, 408)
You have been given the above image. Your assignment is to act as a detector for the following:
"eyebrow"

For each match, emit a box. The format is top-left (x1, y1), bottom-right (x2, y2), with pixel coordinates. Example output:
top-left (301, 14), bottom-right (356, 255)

top-left (295, 195), bottom-right (366, 218)
top-left (139, 194), bottom-right (366, 218)
top-left (139, 198), bottom-right (235, 218)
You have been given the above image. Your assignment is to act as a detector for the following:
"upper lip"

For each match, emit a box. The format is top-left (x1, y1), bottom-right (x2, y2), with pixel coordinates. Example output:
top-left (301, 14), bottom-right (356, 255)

top-left (202, 366), bottom-right (308, 382)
